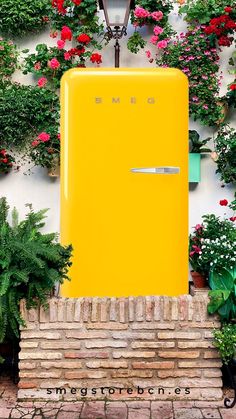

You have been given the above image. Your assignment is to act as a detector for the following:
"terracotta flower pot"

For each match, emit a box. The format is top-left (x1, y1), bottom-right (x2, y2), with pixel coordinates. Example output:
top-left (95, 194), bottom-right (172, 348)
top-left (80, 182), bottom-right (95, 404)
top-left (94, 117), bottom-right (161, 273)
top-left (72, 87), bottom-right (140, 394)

top-left (190, 271), bottom-right (207, 288)
top-left (48, 159), bottom-right (60, 177)
top-left (216, 100), bottom-right (228, 125)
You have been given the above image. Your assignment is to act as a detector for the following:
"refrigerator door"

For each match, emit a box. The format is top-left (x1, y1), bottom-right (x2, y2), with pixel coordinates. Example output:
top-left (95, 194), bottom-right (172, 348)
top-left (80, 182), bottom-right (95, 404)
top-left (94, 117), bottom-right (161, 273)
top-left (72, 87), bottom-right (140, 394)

top-left (60, 68), bottom-right (188, 297)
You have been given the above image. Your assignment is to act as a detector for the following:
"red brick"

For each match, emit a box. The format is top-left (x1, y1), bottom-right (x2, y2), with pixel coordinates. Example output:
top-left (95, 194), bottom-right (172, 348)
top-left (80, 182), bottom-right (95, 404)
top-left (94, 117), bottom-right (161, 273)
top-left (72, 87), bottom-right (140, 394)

top-left (132, 361), bottom-right (174, 369)
top-left (64, 351), bottom-right (109, 359)
top-left (18, 382), bottom-right (38, 389)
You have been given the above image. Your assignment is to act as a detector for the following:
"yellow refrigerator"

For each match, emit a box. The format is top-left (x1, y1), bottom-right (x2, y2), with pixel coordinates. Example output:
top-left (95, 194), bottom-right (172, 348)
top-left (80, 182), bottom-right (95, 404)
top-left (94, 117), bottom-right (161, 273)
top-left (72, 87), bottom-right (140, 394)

top-left (60, 68), bottom-right (189, 297)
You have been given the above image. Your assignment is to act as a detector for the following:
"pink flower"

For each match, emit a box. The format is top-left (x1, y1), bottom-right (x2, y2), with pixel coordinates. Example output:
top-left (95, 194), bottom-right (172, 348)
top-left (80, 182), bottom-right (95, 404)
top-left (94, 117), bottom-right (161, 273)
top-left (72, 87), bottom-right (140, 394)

top-left (37, 77), bottom-right (47, 87)
top-left (48, 58), bottom-right (60, 69)
top-left (192, 96), bottom-right (199, 102)
top-left (157, 40), bottom-right (168, 49)
top-left (151, 11), bottom-right (163, 21)
top-left (145, 50), bottom-right (151, 58)
top-left (203, 104), bottom-right (209, 110)
top-left (192, 245), bottom-right (201, 254)
top-left (31, 140), bottom-right (40, 147)
top-left (38, 132), bottom-right (50, 142)
top-left (150, 35), bottom-right (159, 45)
top-left (153, 26), bottom-right (163, 36)
top-left (34, 62), bottom-right (41, 71)
top-left (195, 224), bottom-right (203, 231)
top-left (134, 7), bottom-right (150, 19)
top-left (64, 52), bottom-right (71, 60)
top-left (57, 40), bottom-right (65, 49)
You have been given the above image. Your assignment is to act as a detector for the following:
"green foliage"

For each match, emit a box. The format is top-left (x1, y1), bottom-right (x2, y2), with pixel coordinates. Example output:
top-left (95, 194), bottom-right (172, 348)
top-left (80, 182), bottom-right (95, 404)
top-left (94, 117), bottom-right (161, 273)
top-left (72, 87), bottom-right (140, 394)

top-left (0, 39), bottom-right (18, 81)
top-left (51, 0), bottom-right (102, 34)
top-left (127, 31), bottom-right (146, 54)
top-left (208, 268), bottom-right (236, 321)
top-left (213, 323), bottom-right (236, 365)
top-left (189, 130), bottom-right (211, 153)
top-left (0, 82), bottom-right (59, 150)
top-left (0, 197), bottom-right (72, 344)
top-left (23, 43), bottom-right (85, 89)
top-left (156, 27), bottom-right (222, 126)
top-left (179, 0), bottom-right (235, 24)
top-left (0, 0), bottom-right (50, 38)
top-left (30, 127), bottom-right (60, 169)
top-left (213, 125), bottom-right (236, 184)
top-left (189, 214), bottom-right (236, 276)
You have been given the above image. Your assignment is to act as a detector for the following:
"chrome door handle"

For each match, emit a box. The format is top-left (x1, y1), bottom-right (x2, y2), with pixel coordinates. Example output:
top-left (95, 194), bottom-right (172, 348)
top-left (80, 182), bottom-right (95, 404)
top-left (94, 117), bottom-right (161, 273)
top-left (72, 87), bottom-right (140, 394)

top-left (131, 167), bottom-right (180, 174)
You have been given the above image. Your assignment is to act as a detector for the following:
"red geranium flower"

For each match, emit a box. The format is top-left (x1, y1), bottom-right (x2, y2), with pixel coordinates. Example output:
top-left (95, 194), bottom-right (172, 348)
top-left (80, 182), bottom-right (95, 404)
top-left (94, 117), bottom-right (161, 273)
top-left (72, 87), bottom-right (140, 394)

top-left (72, 0), bottom-right (82, 5)
top-left (61, 26), bottom-right (73, 41)
top-left (52, 0), bottom-right (66, 14)
top-left (230, 83), bottom-right (236, 91)
top-left (77, 33), bottom-right (91, 44)
top-left (219, 199), bottom-right (228, 206)
top-left (218, 36), bottom-right (232, 46)
top-left (225, 6), bottom-right (232, 13)
top-left (90, 53), bottom-right (102, 64)
top-left (230, 216), bottom-right (236, 222)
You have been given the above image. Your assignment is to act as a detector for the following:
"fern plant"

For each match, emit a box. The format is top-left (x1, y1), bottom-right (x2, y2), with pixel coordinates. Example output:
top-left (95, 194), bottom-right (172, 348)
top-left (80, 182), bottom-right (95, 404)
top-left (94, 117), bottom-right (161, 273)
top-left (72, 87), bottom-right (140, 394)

top-left (0, 197), bottom-right (72, 353)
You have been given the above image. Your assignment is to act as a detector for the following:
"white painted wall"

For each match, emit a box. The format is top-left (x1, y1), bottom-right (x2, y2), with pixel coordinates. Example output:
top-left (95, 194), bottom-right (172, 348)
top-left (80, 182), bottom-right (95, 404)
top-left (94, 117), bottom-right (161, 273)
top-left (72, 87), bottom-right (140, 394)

top-left (1, 4), bottom-right (235, 235)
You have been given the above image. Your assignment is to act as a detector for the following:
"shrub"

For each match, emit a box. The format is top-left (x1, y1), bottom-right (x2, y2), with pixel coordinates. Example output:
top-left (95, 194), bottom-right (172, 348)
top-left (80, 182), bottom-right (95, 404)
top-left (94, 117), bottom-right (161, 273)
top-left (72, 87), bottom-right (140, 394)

top-left (0, 39), bottom-right (18, 81)
top-left (0, 197), bottom-right (72, 346)
top-left (0, 82), bottom-right (59, 151)
top-left (213, 125), bottom-right (236, 184)
top-left (0, 0), bottom-right (50, 38)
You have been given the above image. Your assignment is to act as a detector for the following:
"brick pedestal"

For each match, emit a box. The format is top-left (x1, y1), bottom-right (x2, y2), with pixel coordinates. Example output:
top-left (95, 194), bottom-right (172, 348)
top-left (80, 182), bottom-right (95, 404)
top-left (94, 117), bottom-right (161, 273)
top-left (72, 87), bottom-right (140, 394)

top-left (18, 294), bottom-right (223, 402)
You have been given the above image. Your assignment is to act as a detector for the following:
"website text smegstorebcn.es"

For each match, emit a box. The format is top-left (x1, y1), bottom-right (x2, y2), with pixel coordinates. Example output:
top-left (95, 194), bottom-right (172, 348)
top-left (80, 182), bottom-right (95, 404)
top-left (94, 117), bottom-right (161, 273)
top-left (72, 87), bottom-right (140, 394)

top-left (46, 386), bottom-right (191, 397)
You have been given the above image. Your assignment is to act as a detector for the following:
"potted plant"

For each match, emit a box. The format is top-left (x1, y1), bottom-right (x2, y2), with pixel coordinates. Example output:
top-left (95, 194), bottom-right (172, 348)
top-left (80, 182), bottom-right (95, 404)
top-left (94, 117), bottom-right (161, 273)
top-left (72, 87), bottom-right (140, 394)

top-left (0, 197), bottom-right (72, 364)
top-left (179, 0), bottom-right (235, 26)
top-left (213, 323), bottom-right (236, 365)
top-left (189, 130), bottom-right (211, 183)
top-left (30, 128), bottom-right (60, 177)
top-left (212, 125), bottom-right (236, 184)
top-left (127, 0), bottom-right (174, 54)
top-left (156, 27), bottom-right (222, 126)
top-left (189, 203), bottom-right (236, 288)
top-left (23, 0), bottom-right (105, 90)
top-left (0, 149), bottom-right (15, 175)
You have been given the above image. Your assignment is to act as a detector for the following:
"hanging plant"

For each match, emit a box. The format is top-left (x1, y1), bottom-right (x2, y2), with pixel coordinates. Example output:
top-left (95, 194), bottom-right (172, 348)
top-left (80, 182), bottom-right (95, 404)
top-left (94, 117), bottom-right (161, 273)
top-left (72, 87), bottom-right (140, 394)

top-left (179, 0), bottom-right (235, 25)
top-left (0, 0), bottom-right (50, 38)
top-left (127, 0), bottom-right (174, 54)
top-left (156, 27), bottom-right (223, 126)
top-left (204, 6), bottom-right (236, 48)
top-left (0, 82), bottom-right (59, 151)
top-left (0, 149), bottom-right (15, 174)
top-left (213, 125), bottom-right (236, 184)
top-left (23, 0), bottom-right (105, 89)
top-left (225, 51), bottom-right (236, 108)
top-left (29, 128), bottom-right (60, 175)
top-left (0, 39), bottom-right (18, 81)
top-left (23, 42), bottom-right (101, 89)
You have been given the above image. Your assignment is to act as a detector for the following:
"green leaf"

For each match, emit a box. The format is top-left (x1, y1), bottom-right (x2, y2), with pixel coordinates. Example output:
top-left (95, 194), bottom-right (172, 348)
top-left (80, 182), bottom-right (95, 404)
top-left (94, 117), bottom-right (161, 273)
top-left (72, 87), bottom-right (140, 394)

top-left (209, 269), bottom-right (234, 291)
